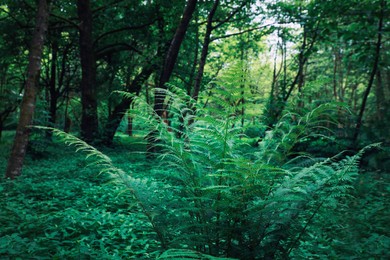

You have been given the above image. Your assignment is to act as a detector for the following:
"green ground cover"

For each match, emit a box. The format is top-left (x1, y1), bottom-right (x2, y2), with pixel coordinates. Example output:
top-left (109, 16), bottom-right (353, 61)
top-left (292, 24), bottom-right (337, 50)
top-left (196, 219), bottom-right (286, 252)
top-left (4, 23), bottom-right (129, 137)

top-left (0, 131), bottom-right (389, 259)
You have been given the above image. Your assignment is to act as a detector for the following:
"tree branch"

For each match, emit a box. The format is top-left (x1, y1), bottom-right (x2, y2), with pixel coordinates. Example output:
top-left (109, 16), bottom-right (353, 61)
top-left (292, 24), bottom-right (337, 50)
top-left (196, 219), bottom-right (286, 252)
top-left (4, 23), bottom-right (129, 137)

top-left (211, 23), bottom-right (274, 42)
top-left (95, 43), bottom-right (143, 59)
top-left (212, 0), bottom-right (250, 30)
top-left (94, 19), bottom-right (157, 45)
top-left (0, 7), bottom-right (30, 29)
top-left (92, 0), bottom-right (127, 14)
top-left (50, 13), bottom-right (79, 29)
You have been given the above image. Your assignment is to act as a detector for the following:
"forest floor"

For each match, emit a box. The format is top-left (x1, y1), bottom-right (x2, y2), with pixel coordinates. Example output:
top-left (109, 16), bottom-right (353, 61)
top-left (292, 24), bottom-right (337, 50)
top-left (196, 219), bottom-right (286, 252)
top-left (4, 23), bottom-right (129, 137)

top-left (0, 130), bottom-right (389, 259)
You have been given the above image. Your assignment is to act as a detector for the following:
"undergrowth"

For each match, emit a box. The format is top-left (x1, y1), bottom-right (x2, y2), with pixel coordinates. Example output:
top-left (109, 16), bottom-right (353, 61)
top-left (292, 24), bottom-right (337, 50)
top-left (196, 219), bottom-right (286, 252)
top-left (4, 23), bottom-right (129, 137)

top-left (0, 87), bottom-right (389, 259)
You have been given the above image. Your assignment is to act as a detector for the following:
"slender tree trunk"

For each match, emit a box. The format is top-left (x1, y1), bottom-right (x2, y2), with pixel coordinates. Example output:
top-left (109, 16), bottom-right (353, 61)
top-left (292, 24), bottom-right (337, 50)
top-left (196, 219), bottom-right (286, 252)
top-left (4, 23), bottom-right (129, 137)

top-left (352, 0), bottom-right (384, 147)
top-left (282, 37), bottom-right (287, 100)
top-left (5, 0), bottom-right (49, 179)
top-left (185, 0), bottom-right (219, 127)
top-left (64, 92), bottom-right (72, 133)
top-left (338, 48), bottom-right (344, 101)
top-left (297, 62), bottom-right (307, 109)
top-left (187, 13), bottom-right (199, 96)
top-left (48, 37), bottom-right (58, 127)
top-left (267, 22), bottom-right (317, 128)
top-left (375, 69), bottom-right (385, 120)
top-left (267, 39), bottom-right (283, 126)
top-left (103, 65), bottom-right (154, 145)
top-left (332, 47), bottom-right (339, 101)
top-left (288, 25), bottom-right (307, 104)
top-left (153, 0), bottom-right (198, 117)
top-left (192, 0), bottom-right (219, 102)
top-left (342, 62), bottom-right (351, 103)
top-left (77, 0), bottom-right (98, 142)
top-left (148, 0), bottom-right (197, 156)
top-left (239, 35), bottom-right (248, 128)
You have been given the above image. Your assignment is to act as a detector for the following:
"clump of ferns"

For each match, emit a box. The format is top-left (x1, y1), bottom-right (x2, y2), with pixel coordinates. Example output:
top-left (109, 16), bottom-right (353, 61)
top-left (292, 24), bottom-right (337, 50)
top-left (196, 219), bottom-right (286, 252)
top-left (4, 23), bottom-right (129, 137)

top-left (257, 103), bottom-right (346, 166)
top-left (129, 85), bottom-right (248, 248)
top-left (36, 87), bottom-right (379, 259)
top-left (130, 87), bottom-right (378, 258)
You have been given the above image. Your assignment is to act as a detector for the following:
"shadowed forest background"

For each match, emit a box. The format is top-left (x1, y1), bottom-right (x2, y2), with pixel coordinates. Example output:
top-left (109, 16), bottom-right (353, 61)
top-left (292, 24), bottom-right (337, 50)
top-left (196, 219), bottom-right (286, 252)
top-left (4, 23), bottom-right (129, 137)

top-left (0, 0), bottom-right (389, 259)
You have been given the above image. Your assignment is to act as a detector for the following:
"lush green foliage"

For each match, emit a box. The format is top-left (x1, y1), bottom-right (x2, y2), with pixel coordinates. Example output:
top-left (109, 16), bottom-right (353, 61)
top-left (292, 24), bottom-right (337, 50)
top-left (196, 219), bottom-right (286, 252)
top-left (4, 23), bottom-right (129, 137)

top-left (0, 135), bottom-right (160, 258)
top-left (1, 0), bottom-right (390, 258)
top-left (2, 88), bottom-right (388, 259)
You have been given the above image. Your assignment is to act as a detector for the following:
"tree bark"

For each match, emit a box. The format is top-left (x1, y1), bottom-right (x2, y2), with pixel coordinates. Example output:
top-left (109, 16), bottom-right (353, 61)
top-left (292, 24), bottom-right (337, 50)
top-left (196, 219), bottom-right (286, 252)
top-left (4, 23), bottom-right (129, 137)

top-left (351, 0), bottom-right (384, 147)
top-left (153, 0), bottom-right (197, 117)
top-left (192, 0), bottom-right (219, 102)
top-left (77, 0), bottom-right (98, 142)
top-left (5, 0), bottom-right (49, 179)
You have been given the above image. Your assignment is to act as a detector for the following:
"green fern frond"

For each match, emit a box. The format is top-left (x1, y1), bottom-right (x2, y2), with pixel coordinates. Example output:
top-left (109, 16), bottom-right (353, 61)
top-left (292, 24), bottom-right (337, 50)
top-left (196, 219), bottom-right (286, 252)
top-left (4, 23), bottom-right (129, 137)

top-left (111, 90), bottom-right (137, 100)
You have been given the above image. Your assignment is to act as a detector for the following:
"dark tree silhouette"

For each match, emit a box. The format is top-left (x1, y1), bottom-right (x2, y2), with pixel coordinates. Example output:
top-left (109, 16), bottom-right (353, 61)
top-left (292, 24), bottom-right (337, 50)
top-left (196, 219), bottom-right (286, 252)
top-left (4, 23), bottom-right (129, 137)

top-left (153, 0), bottom-right (198, 117)
top-left (77, 0), bottom-right (99, 142)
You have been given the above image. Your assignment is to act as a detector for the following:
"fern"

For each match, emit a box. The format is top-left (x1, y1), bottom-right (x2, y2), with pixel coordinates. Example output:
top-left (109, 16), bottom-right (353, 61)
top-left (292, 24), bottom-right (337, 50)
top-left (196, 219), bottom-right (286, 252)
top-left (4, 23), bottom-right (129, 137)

top-left (127, 87), bottom-right (376, 258)
top-left (33, 84), bottom-right (378, 259)
top-left (257, 103), bottom-right (346, 165)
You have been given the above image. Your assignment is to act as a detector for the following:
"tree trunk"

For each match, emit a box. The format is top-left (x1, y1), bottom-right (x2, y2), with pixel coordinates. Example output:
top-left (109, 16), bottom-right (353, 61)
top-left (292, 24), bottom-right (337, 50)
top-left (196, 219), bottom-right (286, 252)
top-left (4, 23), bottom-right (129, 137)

top-left (103, 65), bottom-right (154, 145)
top-left (351, 0), bottom-right (384, 147)
top-left (186, 13), bottom-right (199, 96)
top-left (5, 0), bottom-right (49, 179)
top-left (48, 37), bottom-right (58, 128)
top-left (332, 47), bottom-right (339, 101)
top-left (77, 0), bottom-right (98, 143)
top-left (153, 0), bottom-right (198, 117)
top-left (267, 38), bottom-right (283, 127)
top-left (64, 96), bottom-right (72, 133)
top-left (375, 69), bottom-right (385, 121)
top-left (239, 34), bottom-right (248, 128)
top-left (267, 22), bottom-right (317, 128)
top-left (192, 0), bottom-right (219, 102)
